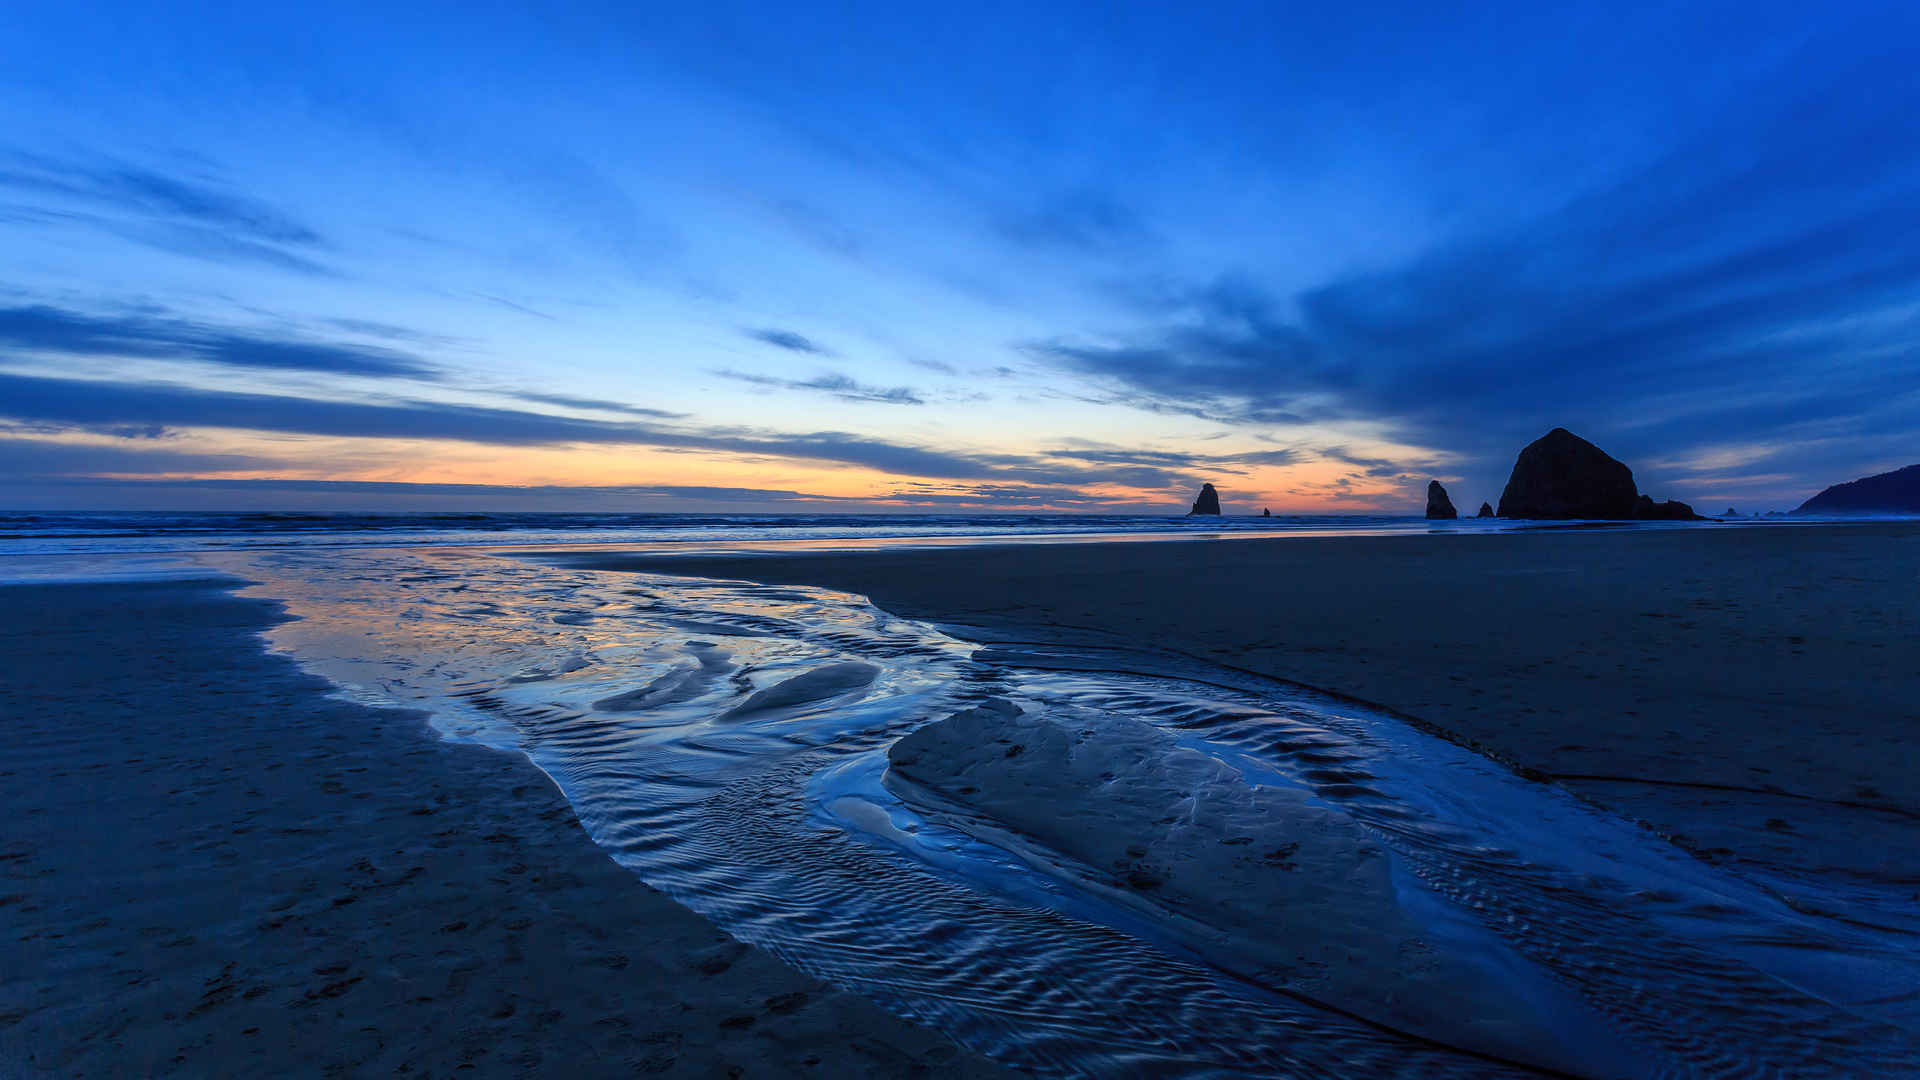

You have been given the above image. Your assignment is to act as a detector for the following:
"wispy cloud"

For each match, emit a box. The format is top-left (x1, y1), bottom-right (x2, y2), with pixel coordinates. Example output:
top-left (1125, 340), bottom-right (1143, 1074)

top-left (0, 419), bottom-right (174, 440)
top-left (0, 151), bottom-right (331, 273)
top-left (0, 371), bottom-right (1171, 487)
top-left (0, 472), bottom-right (897, 512)
top-left (876, 481), bottom-right (1163, 511)
top-left (475, 294), bottom-right (558, 321)
top-left (998, 188), bottom-right (1157, 255)
top-left (0, 152), bottom-right (322, 245)
top-left (0, 434), bottom-right (280, 477)
top-left (0, 473), bottom-right (836, 503)
top-left (506, 390), bottom-right (685, 419)
top-left (1045, 444), bottom-right (1303, 473)
top-left (744, 327), bottom-right (831, 355)
top-left (713, 368), bottom-right (924, 405)
top-left (324, 317), bottom-right (454, 344)
top-left (1024, 274), bottom-right (1343, 428)
top-left (0, 470), bottom-right (1194, 513)
top-left (11, 6), bottom-right (1913, 514)
top-left (0, 303), bottom-right (437, 379)
top-left (1026, 46), bottom-right (1920, 501)
top-left (1316, 445), bottom-right (1427, 479)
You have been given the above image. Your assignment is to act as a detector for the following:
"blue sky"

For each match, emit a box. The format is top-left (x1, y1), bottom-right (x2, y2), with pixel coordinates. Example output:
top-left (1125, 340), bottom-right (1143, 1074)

top-left (1, 1), bottom-right (1915, 512)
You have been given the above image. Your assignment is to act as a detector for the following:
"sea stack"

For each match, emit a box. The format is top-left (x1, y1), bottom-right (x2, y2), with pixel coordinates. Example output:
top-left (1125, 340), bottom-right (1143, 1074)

top-left (1477, 502), bottom-right (1494, 518)
top-left (1496, 429), bottom-right (1639, 519)
top-left (1425, 480), bottom-right (1458, 520)
top-left (1188, 483), bottom-right (1222, 516)
top-left (1497, 428), bottom-right (1703, 519)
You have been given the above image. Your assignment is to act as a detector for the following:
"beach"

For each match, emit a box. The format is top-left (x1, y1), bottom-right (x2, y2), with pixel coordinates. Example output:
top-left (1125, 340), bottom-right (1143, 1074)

top-left (12, 0), bottom-right (1919, 1071)
top-left (6, 521), bottom-right (1918, 1076)
top-left (546, 522), bottom-right (1920, 887)
top-left (0, 578), bottom-right (1012, 1077)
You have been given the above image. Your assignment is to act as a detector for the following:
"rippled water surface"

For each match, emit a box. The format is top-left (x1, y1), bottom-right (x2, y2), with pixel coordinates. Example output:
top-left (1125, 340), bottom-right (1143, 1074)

top-left (222, 545), bottom-right (1920, 1078)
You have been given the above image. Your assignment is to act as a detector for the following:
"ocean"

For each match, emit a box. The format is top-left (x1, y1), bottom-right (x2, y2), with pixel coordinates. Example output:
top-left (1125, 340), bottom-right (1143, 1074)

top-left (0, 507), bottom-right (1777, 563)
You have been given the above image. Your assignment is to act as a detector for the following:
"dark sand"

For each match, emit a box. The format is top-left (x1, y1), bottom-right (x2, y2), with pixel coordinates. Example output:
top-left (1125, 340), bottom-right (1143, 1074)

top-left (0, 579), bottom-right (1013, 1077)
top-left (545, 523), bottom-right (1920, 885)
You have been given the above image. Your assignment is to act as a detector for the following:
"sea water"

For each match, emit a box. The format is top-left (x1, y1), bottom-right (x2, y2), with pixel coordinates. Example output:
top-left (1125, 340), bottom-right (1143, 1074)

top-left (0, 507), bottom-right (1779, 561)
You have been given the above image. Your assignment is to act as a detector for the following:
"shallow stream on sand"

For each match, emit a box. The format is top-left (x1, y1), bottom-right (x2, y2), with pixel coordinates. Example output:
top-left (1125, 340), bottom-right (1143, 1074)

top-left (225, 545), bottom-right (1920, 1078)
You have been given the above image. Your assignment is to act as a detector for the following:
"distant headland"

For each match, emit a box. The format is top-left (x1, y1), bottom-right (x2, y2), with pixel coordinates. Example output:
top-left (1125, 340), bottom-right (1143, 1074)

top-left (1793, 463), bottom-right (1920, 515)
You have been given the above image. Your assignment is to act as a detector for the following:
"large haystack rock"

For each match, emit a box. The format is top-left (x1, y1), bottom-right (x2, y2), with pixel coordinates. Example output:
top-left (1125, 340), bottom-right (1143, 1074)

top-left (1496, 428), bottom-right (1640, 520)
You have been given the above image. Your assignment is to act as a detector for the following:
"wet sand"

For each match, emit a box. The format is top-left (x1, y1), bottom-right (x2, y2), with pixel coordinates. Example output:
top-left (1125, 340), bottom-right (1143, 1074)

top-left (544, 523), bottom-right (1920, 886)
top-left (0, 579), bottom-right (1013, 1077)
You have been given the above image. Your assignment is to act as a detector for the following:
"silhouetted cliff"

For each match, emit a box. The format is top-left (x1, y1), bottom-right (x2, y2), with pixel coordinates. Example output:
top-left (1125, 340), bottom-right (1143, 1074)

top-left (1793, 464), bottom-right (1920, 514)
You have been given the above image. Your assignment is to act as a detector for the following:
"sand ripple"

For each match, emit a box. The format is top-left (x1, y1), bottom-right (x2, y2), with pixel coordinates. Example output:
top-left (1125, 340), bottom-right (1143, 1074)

top-left (228, 546), bottom-right (1920, 1078)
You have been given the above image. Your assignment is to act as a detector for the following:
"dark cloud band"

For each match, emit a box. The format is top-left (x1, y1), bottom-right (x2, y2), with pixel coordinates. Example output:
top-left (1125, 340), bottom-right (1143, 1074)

top-left (0, 304), bottom-right (435, 379)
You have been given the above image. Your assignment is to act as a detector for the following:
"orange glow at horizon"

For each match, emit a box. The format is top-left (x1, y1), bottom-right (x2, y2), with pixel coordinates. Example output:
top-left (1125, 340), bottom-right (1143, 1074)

top-left (9, 423), bottom-right (1438, 512)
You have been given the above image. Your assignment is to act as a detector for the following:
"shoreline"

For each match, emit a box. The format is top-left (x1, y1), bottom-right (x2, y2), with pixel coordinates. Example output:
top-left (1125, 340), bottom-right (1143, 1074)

top-left (535, 522), bottom-right (1920, 897)
top-left (11, 524), bottom-right (1917, 1072)
top-left (0, 578), bottom-right (1012, 1076)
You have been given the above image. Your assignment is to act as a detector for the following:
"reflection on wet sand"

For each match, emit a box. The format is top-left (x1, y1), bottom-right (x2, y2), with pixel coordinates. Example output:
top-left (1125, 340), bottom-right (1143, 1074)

top-left (225, 545), bottom-right (1920, 1078)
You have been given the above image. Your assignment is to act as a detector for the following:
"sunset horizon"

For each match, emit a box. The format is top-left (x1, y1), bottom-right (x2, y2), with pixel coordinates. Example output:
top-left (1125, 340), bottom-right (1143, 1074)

top-left (8, 5), bottom-right (1919, 1077)
top-left (8, 4), bottom-right (1918, 515)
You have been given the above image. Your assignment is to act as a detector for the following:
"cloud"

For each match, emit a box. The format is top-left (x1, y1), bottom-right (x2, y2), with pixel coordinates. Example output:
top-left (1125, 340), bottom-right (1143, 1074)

top-left (475, 294), bottom-right (558, 321)
top-left (0, 474), bottom-right (1193, 514)
top-left (1033, 444), bottom-right (1317, 489)
top-left (0, 419), bottom-right (174, 440)
top-left (10, 475), bottom-right (837, 502)
top-left (324, 317), bottom-right (450, 343)
top-left (3, 200), bottom-right (334, 275)
top-left (766, 199), bottom-right (862, 258)
top-left (0, 473), bottom-right (888, 513)
top-left (999, 189), bottom-right (1156, 254)
top-left (1045, 445), bottom-right (1303, 471)
top-left (0, 303), bottom-right (436, 379)
top-left (506, 391), bottom-right (685, 418)
top-left (0, 151), bottom-right (331, 272)
top-left (874, 482), bottom-right (1169, 511)
top-left (109, 221), bottom-right (333, 276)
top-left (1025, 274), bottom-right (1349, 427)
top-left (744, 327), bottom-right (831, 355)
top-left (713, 368), bottom-right (923, 405)
top-left (0, 371), bottom-right (1174, 487)
top-left (1025, 40), bottom-right (1920, 501)
top-left (0, 152), bottom-right (322, 245)
top-left (0, 435), bottom-right (280, 477)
